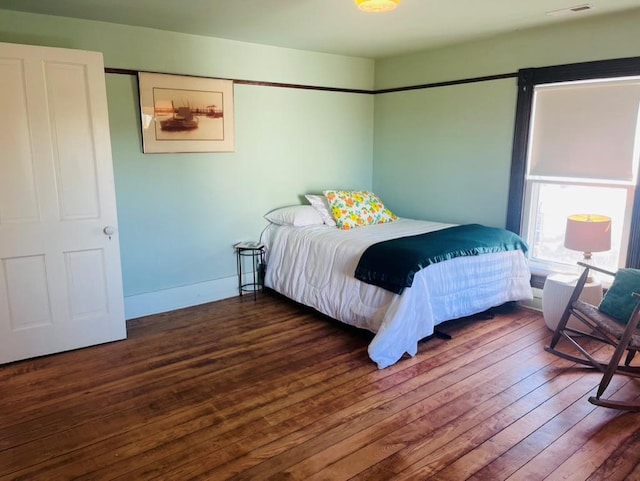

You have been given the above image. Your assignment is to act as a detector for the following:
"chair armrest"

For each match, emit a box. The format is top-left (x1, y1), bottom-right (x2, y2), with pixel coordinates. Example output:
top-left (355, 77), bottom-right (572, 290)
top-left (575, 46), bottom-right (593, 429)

top-left (577, 261), bottom-right (616, 278)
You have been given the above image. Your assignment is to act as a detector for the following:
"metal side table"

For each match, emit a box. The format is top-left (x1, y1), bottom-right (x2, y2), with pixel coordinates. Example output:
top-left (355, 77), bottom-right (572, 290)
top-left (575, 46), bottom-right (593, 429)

top-left (235, 242), bottom-right (265, 299)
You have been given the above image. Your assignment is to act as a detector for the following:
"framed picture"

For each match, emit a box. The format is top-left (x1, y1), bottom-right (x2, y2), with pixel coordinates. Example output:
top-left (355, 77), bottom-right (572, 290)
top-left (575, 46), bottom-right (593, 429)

top-left (138, 72), bottom-right (235, 153)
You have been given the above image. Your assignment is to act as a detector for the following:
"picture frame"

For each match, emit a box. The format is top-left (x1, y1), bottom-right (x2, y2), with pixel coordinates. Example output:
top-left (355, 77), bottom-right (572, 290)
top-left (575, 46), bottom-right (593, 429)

top-left (138, 72), bottom-right (235, 153)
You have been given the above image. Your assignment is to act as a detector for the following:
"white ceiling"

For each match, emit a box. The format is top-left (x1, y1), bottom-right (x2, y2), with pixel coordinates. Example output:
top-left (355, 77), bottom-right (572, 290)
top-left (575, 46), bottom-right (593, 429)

top-left (1, 0), bottom-right (640, 58)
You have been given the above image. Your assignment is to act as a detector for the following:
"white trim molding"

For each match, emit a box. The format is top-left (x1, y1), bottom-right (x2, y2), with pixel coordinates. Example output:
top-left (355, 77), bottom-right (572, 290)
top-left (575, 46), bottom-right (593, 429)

top-left (124, 275), bottom-right (239, 320)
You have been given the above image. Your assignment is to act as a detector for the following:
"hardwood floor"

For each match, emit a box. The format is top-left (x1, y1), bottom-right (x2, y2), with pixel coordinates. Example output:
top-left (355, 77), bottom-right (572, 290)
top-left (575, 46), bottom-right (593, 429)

top-left (1, 291), bottom-right (640, 480)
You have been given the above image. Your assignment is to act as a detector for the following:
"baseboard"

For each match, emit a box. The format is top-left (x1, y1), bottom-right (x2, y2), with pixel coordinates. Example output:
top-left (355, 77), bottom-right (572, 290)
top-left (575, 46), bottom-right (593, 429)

top-left (519, 287), bottom-right (543, 312)
top-left (124, 275), bottom-right (239, 320)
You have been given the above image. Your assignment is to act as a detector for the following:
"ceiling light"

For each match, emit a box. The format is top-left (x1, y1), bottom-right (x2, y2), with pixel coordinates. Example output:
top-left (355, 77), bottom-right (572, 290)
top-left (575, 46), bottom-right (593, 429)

top-left (355, 0), bottom-right (400, 13)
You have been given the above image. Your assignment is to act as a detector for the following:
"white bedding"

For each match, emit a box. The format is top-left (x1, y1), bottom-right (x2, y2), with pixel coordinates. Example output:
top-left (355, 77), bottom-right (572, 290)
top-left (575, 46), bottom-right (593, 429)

top-left (262, 218), bottom-right (533, 368)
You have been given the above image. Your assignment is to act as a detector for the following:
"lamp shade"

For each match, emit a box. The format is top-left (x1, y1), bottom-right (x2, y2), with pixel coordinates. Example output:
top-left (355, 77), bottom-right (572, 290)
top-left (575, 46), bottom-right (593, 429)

top-left (355, 0), bottom-right (400, 12)
top-left (564, 214), bottom-right (612, 253)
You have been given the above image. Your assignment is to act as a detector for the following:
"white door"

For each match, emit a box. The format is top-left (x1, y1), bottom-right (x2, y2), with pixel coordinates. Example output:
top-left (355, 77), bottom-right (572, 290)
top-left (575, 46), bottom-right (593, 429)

top-left (0, 42), bottom-right (126, 364)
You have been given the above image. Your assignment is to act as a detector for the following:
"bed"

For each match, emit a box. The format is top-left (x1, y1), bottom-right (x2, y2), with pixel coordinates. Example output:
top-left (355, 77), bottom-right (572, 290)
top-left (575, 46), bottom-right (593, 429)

top-left (261, 211), bottom-right (532, 369)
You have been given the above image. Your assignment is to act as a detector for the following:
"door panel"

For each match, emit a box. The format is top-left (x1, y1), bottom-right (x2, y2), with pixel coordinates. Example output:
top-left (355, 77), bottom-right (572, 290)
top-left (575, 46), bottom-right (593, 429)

top-left (65, 248), bottom-right (109, 321)
top-left (0, 58), bottom-right (40, 224)
top-left (46, 61), bottom-right (101, 220)
top-left (0, 42), bottom-right (126, 364)
top-left (3, 254), bottom-right (52, 330)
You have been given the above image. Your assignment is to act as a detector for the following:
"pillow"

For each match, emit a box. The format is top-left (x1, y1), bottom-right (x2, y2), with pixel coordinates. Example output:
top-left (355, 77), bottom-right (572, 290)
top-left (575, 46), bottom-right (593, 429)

top-left (264, 205), bottom-right (324, 227)
top-left (323, 190), bottom-right (397, 230)
top-left (598, 268), bottom-right (640, 324)
top-left (305, 194), bottom-right (337, 226)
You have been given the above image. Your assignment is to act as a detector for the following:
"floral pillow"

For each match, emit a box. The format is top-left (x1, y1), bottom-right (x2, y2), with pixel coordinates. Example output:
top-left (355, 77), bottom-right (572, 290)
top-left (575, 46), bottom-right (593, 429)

top-left (323, 190), bottom-right (397, 230)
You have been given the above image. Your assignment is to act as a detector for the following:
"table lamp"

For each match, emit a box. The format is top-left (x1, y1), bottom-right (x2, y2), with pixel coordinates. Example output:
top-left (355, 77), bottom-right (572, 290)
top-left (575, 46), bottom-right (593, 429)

top-left (564, 214), bottom-right (612, 281)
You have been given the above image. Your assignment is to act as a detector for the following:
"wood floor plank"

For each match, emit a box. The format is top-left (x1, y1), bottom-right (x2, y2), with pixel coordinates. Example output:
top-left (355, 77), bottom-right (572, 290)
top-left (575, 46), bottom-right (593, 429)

top-left (1, 292), bottom-right (639, 480)
top-left (318, 342), bottom-right (594, 480)
top-left (177, 311), bottom-right (546, 480)
top-left (585, 424), bottom-right (640, 481)
top-left (0, 321), bottom-right (341, 449)
top-left (95, 307), bottom-right (543, 480)
top-left (468, 376), bottom-right (640, 481)
top-left (280, 348), bottom-right (564, 481)
top-left (235, 336), bottom-right (551, 481)
top-left (543, 385), bottom-right (640, 481)
top-left (424, 373), bottom-right (629, 481)
top-left (0, 306), bottom-right (327, 415)
top-left (1, 334), bottom-right (364, 476)
top-left (351, 355), bottom-right (602, 481)
top-left (504, 379), bottom-right (639, 481)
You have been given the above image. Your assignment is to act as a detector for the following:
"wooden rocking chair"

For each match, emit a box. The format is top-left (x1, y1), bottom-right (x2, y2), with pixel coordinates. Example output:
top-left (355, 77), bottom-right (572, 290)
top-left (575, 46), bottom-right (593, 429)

top-left (545, 262), bottom-right (640, 411)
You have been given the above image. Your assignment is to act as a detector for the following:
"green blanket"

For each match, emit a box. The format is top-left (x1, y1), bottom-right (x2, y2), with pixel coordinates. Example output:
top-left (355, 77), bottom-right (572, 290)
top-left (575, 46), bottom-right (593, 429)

top-left (354, 224), bottom-right (528, 294)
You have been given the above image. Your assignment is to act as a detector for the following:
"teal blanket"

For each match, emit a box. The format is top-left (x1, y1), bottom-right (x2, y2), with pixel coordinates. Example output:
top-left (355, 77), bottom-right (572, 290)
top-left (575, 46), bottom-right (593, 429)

top-left (354, 224), bottom-right (528, 294)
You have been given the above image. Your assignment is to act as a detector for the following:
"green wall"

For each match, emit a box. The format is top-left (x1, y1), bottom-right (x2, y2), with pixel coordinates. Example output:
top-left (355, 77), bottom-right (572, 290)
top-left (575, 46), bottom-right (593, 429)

top-left (374, 79), bottom-right (516, 226)
top-left (373, 8), bottom-right (640, 227)
top-left (0, 9), bottom-right (374, 318)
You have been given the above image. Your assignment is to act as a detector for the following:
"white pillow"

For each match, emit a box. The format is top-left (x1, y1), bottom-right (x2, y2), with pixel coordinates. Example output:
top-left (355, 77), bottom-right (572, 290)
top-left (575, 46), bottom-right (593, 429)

top-left (305, 194), bottom-right (337, 226)
top-left (264, 205), bottom-right (324, 227)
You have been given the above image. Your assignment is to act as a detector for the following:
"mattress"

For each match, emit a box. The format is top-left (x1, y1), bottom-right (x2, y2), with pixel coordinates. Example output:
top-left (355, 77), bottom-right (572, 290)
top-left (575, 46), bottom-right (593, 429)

top-left (262, 218), bottom-right (533, 368)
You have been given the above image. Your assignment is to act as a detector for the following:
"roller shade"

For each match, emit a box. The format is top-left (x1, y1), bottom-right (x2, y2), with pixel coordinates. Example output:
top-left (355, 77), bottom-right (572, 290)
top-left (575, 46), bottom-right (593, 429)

top-left (528, 79), bottom-right (640, 183)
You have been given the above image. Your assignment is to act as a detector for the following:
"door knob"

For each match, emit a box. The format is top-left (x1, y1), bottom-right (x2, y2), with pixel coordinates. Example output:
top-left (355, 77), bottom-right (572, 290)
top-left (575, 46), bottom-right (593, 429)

top-left (103, 226), bottom-right (115, 239)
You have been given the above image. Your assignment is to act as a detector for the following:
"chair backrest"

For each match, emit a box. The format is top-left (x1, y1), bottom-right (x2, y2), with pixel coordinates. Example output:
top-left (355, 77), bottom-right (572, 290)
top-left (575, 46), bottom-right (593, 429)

top-left (598, 268), bottom-right (640, 324)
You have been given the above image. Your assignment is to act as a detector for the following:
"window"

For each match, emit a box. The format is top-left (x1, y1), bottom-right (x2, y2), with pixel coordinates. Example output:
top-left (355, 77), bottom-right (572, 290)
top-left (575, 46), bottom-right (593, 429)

top-left (522, 78), bottom-right (640, 274)
top-left (524, 182), bottom-right (632, 273)
top-left (507, 58), bottom-right (640, 282)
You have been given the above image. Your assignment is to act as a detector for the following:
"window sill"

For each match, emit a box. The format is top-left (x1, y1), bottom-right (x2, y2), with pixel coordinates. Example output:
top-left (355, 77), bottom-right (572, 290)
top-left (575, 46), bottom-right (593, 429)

top-left (528, 260), bottom-right (579, 290)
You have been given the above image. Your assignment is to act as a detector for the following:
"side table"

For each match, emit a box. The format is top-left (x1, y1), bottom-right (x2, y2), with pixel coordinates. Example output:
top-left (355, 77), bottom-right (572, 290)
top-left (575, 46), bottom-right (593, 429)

top-left (542, 273), bottom-right (603, 331)
top-left (235, 242), bottom-right (265, 299)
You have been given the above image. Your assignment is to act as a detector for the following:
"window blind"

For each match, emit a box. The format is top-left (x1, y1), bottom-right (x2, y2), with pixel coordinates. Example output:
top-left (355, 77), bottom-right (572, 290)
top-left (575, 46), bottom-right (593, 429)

top-left (527, 79), bottom-right (640, 184)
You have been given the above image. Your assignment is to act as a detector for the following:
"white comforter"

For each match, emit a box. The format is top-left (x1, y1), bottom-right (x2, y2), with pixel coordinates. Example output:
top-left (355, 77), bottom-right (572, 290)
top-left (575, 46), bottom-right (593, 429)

top-left (262, 218), bottom-right (532, 368)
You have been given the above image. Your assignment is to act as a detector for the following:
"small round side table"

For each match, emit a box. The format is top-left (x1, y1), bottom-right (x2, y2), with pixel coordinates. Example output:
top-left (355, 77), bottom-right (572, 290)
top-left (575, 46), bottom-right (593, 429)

top-left (235, 243), bottom-right (265, 299)
top-left (542, 273), bottom-right (603, 331)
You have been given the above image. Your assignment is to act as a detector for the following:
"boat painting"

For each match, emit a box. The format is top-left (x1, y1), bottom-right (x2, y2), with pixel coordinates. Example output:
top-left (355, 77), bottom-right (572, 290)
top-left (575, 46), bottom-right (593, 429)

top-left (152, 88), bottom-right (224, 141)
top-left (139, 72), bottom-right (235, 153)
top-left (205, 105), bottom-right (223, 118)
top-left (160, 105), bottom-right (199, 132)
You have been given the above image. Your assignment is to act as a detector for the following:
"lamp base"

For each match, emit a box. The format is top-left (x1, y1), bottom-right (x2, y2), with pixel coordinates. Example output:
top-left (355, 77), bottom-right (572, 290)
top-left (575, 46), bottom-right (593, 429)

top-left (581, 252), bottom-right (595, 283)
